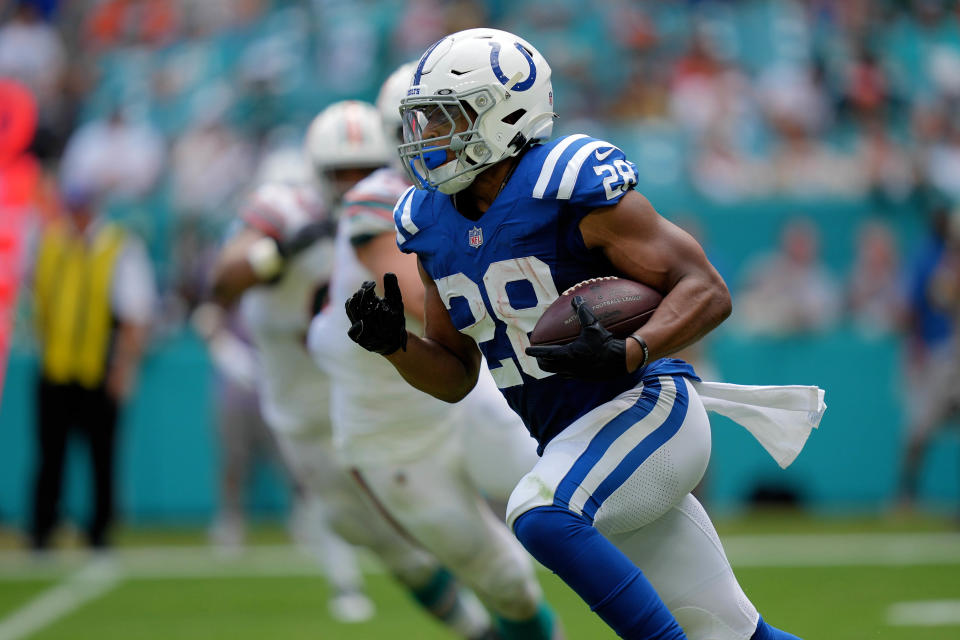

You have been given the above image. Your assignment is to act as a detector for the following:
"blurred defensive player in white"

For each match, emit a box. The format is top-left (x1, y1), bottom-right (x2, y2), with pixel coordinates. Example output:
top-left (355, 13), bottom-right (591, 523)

top-left (307, 71), bottom-right (561, 640)
top-left (209, 108), bottom-right (500, 638)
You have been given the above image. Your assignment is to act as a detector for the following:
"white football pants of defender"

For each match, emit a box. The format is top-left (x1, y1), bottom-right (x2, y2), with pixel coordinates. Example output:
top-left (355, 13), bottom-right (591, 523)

top-left (274, 426), bottom-right (440, 590)
top-left (455, 364), bottom-right (541, 502)
top-left (507, 376), bottom-right (761, 640)
top-left (353, 426), bottom-right (545, 622)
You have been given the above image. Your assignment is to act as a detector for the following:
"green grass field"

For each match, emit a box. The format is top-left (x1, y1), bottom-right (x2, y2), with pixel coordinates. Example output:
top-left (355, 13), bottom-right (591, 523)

top-left (0, 512), bottom-right (957, 639)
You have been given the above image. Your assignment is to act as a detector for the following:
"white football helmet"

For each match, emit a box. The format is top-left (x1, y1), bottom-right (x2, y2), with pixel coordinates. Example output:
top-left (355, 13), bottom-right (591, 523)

top-left (398, 28), bottom-right (555, 194)
top-left (377, 62), bottom-right (418, 146)
top-left (305, 100), bottom-right (393, 174)
top-left (254, 146), bottom-right (312, 186)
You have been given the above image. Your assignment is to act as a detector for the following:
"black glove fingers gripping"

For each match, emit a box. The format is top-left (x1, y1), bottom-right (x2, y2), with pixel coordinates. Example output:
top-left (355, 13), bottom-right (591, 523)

top-left (526, 296), bottom-right (628, 380)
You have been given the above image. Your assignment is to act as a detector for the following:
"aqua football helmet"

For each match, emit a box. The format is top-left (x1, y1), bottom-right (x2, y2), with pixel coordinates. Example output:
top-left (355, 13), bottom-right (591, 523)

top-left (398, 28), bottom-right (555, 194)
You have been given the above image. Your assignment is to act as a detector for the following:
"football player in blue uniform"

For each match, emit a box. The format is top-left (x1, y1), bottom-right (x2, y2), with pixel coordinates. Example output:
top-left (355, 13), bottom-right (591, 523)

top-left (343, 28), bottom-right (802, 640)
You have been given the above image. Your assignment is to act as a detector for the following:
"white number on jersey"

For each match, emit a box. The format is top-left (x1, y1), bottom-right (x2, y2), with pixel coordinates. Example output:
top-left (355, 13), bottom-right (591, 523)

top-left (594, 159), bottom-right (637, 200)
top-left (436, 256), bottom-right (559, 389)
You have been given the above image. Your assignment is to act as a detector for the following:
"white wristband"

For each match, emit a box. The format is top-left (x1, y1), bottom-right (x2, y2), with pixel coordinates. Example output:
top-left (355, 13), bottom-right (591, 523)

top-left (247, 236), bottom-right (284, 280)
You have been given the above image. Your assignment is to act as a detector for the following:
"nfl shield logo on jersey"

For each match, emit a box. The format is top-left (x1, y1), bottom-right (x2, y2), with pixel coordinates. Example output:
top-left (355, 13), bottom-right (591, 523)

top-left (468, 226), bottom-right (483, 248)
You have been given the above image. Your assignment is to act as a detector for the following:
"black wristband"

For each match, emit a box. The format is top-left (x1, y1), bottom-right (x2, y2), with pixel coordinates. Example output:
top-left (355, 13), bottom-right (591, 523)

top-left (627, 334), bottom-right (649, 370)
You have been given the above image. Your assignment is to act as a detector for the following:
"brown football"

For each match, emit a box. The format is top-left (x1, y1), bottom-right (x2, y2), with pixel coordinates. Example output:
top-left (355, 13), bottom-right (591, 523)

top-left (529, 277), bottom-right (662, 346)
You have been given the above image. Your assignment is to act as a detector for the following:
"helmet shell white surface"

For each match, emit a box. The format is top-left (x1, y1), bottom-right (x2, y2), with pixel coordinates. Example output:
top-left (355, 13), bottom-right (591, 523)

top-left (398, 28), bottom-right (554, 193)
top-left (377, 62), bottom-right (418, 145)
top-left (254, 146), bottom-right (312, 186)
top-left (305, 100), bottom-right (393, 174)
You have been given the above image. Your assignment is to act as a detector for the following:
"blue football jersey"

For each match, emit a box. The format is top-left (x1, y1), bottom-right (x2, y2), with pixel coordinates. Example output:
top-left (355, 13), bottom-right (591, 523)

top-left (395, 134), bottom-right (696, 452)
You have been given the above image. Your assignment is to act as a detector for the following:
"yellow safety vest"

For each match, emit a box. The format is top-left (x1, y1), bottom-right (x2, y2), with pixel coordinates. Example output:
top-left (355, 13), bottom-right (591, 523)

top-left (34, 221), bottom-right (126, 388)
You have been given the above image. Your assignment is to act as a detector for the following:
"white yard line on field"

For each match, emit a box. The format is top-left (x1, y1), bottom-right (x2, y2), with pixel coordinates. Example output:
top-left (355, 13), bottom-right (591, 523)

top-left (0, 545), bottom-right (358, 581)
top-left (721, 532), bottom-right (960, 567)
top-left (0, 558), bottom-right (122, 640)
top-left (887, 600), bottom-right (960, 627)
top-left (0, 532), bottom-right (958, 585)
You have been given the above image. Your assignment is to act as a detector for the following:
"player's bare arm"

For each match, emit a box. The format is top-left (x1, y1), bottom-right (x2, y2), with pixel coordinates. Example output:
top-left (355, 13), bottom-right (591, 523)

top-left (388, 260), bottom-right (481, 402)
top-left (212, 217), bottom-right (334, 308)
top-left (345, 260), bottom-right (481, 403)
top-left (579, 190), bottom-right (732, 371)
top-left (210, 227), bottom-right (267, 308)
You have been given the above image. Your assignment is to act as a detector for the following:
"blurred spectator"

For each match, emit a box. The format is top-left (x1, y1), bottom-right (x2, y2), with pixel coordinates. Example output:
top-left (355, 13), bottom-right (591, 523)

top-left (181, 0), bottom-right (263, 35)
top-left (768, 122), bottom-right (865, 198)
top-left (692, 127), bottom-right (772, 202)
top-left (0, 1), bottom-right (66, 137)
top-left (59, 108), bottom-right (165, 202)
top-left (737, 218), bottom-right (842, 335)
top-left (898, 207), bottom-right (957, 508)
top-left (28, 183), bottom-right (156, 549)
top-left (857, 116), bottom-right (915, 204)
top-left (924, 119), bottom-right (960, 202)
top-left (839, 48), bottom-right (891, 120)
top-left (607, 62), bottom-right (670, 123)
top-left (846, 221), bottom-right (907, 335)
top-left (170, 90), bottom-right (256, 224)
top-left (757, 62), bottom-right (831, 139)
top-left (668, 26), bottom-right (755, 141)
top-left (390, 0), bottom-right (448, 61)
top-left (85, 0), bottom-right (181, 51)
top-left (190, 303), bottom-right (284, 552)
top-left (605, 0), bottom-right (657, 54)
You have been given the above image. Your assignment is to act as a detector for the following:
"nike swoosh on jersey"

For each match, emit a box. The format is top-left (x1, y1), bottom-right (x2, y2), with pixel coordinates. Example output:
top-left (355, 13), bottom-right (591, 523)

top-left (594, 147), bottom-right (614, 161)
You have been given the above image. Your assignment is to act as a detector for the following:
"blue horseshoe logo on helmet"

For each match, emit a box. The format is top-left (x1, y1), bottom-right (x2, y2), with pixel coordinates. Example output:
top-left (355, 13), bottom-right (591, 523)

top-left (489, 42), bottom-right (537, 92)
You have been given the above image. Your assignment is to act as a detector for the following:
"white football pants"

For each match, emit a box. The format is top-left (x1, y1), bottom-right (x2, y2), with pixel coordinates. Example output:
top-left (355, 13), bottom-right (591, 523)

top-left (274, 429), bottom-right (439, 589)
top-left (353, 429), bottom-right (544, 621)
top-left (508, 376), bottom-right (761, 640)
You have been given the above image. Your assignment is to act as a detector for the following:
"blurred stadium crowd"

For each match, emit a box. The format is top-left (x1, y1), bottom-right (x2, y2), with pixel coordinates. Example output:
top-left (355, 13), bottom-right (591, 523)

top-left (3, 0), bottom-right (960, 537)
top-left (4, 0), bottom-right (960, 330)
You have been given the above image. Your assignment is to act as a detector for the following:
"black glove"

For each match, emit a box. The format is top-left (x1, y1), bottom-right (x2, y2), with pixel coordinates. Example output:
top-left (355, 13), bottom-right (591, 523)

top-left (525, 296), bottom-right (628, 380)
top-left (345, 273), bottom-right (408, 355)
top-left (278, 220), bottom-right (336, 258)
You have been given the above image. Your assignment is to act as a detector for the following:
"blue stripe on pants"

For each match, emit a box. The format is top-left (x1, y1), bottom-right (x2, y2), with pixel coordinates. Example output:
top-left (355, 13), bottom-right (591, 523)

top-left (553, 378), bottom-right (663, 511)
top-left (582, 376), bottom-right (689, 521)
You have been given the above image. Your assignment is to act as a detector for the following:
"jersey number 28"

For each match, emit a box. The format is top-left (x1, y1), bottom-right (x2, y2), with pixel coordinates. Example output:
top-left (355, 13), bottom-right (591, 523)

top-left (435, 256), bottom-right (558, 389)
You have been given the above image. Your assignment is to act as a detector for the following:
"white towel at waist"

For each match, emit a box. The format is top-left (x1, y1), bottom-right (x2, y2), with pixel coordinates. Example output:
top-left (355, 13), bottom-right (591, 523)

top-left (692, 381), bottom-right (826, 469)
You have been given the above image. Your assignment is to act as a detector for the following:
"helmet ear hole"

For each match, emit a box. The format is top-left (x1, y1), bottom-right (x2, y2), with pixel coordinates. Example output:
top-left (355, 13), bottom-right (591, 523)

top-left (501, 108), bottom-right (526, 125)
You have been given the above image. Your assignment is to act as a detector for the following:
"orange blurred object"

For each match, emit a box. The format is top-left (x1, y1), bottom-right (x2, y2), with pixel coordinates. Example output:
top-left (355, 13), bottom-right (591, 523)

top-left (87, 0), bottom-right (180, 49)
top-left (0, 79), bottom-right (40, 403)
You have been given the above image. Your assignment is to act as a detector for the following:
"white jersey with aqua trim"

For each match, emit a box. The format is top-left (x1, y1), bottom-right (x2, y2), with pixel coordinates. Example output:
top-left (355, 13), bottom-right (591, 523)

top-left (238, 181), bottom-right (337, 434)
top-left (308, 167), bottom-right (454, 466)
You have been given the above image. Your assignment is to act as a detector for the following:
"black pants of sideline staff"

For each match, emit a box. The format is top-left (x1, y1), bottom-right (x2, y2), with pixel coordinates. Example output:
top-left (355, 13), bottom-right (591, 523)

top-left (30, 379), bottom-right (118, 550)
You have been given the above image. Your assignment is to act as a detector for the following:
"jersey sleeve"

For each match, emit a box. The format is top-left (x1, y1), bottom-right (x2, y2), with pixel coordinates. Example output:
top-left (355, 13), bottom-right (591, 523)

top-left (240, 183), bottom-right (326, 242)
top-left (394, 186), bottom-right (431, 254)
top-left (530, 135), bottom-right (638, 211)
top-left (341, 189), bottom-right (402, 247)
